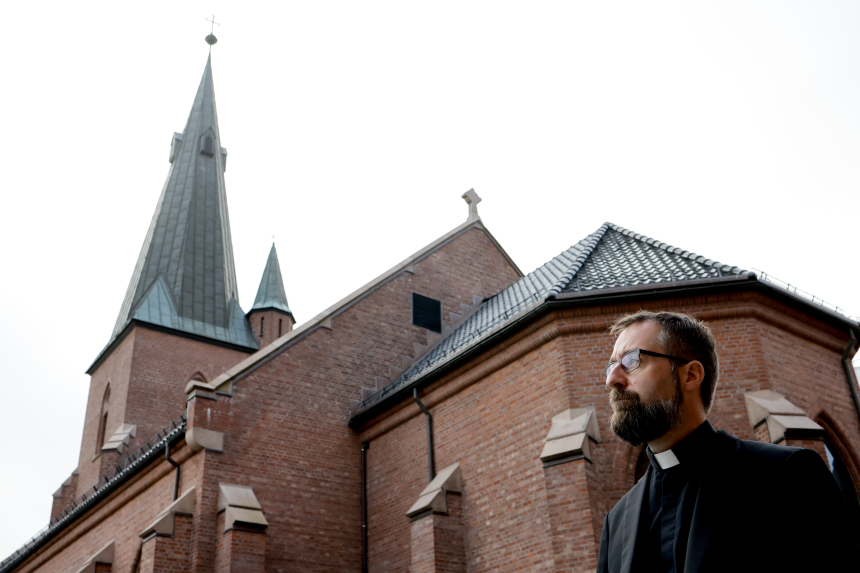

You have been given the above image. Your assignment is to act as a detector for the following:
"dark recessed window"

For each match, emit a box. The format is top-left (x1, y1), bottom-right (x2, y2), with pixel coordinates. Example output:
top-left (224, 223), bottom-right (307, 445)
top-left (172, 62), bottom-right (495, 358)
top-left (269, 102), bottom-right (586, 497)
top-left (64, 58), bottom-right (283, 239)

top-left (201, 134), bottom-right (215, 156)
top-left (413, 293), bottom-right (441, 332)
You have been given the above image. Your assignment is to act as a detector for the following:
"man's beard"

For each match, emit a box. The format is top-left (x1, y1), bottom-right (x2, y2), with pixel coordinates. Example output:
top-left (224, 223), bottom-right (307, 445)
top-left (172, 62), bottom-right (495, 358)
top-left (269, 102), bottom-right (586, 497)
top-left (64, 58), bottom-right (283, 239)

top-left (609, 374), bottom-right (682, 446)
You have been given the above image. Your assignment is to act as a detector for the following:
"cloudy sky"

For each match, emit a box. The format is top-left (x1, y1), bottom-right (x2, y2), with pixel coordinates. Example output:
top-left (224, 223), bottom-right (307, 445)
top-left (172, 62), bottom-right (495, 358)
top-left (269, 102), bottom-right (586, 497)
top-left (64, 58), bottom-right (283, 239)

top-left (1, 1), bottom-right (858, 559)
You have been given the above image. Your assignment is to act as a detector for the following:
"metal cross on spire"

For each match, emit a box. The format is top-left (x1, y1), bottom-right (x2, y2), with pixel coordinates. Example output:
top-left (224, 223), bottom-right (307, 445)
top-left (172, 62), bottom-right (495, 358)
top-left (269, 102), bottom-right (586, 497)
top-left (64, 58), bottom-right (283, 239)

top-left (205, 14), bottom-right (220, 47)
top-left (206, 14), bottom-right (220, 34)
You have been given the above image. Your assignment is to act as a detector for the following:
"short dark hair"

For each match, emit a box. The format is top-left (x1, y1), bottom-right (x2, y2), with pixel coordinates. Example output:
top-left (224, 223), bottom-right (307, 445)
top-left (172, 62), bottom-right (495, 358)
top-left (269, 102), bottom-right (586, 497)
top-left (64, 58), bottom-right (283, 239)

top-left (609, 310), bottom-right (720, 413)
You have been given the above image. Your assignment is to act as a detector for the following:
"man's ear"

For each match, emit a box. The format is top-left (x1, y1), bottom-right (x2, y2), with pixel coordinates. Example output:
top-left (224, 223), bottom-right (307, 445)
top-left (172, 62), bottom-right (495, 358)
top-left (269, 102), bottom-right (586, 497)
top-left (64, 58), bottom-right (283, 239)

top-left (680, 360), bottom-right (705, 392)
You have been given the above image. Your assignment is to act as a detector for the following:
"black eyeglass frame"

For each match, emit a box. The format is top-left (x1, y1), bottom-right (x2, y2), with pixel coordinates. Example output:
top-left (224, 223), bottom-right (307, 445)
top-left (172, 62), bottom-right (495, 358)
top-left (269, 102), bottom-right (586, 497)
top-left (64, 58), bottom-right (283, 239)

top-left (605, 348), bottom-right (693, 379)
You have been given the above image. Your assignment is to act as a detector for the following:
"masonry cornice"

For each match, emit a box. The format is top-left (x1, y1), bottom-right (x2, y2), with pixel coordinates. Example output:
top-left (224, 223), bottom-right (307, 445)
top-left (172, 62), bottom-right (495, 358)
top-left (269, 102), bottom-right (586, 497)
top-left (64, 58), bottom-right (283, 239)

top-left (356, 293), bottom-right (850, 440)
top-left (357, 310), bottom-right (601, 439)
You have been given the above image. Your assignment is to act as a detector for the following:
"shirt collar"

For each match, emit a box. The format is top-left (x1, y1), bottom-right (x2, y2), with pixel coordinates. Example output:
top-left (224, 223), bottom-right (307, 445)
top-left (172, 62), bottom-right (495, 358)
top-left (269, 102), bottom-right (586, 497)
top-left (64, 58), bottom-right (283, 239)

top-left (645, 421), bottom-right (717, 472)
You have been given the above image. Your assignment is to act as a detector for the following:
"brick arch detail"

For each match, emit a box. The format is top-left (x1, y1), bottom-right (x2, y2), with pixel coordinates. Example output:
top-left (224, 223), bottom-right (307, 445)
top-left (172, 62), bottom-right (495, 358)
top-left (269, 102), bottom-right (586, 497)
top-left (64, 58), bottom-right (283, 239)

top-left (814, 410), bottom-right (860, 495)
top-left (187, 370), bottom-right (208, 384)
top-left (608, 440), bottom-right (641, 493)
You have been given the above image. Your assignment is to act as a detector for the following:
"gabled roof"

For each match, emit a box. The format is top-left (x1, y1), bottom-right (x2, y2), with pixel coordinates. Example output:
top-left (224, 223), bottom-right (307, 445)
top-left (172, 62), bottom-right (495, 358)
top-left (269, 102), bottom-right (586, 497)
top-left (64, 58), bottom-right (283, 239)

top-left (250, 244), bottom-right (293, 319)
top-left (352, 223), bottom-right (753, 415)
top-left (98, 55), bottom-right (257, 362)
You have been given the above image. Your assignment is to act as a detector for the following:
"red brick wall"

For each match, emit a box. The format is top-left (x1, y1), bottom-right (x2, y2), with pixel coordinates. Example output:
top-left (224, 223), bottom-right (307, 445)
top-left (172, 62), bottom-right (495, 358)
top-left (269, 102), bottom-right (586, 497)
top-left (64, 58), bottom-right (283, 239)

top-left (543, 458), bottom-right (601, 572)
top-left (410, 493), bottom-right (466, 573)
top-left (247, 310), bottom-right (293, 348)
top-left (365, 339), bottom-right (566, 572)
top-left (213, 513), bottom-right (265, 573)
top-left (77, 327), bottom-right (249, 498)
top-left (178, 226), bottom-right (521, 572)
top-left (139, 513), bottom-right (192, 573)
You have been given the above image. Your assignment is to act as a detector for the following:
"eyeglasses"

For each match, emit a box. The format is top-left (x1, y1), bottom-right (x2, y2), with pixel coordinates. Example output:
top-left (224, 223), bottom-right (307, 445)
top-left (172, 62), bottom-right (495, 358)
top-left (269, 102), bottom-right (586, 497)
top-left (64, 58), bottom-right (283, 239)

top-left (605, 348), bottom-right (692, 379)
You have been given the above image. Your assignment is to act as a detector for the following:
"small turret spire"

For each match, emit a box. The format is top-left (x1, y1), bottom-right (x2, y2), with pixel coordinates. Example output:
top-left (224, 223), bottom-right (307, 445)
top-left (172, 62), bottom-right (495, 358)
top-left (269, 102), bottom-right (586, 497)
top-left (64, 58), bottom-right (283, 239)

top-left (251, 244), bottom-right (294, 321)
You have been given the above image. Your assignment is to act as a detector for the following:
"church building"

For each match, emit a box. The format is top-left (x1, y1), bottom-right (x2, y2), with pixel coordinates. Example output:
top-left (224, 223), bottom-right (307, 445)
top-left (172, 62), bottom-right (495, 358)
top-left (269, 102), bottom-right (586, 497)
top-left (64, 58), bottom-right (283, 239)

top-left (3, 46), bottom-right (860, 573)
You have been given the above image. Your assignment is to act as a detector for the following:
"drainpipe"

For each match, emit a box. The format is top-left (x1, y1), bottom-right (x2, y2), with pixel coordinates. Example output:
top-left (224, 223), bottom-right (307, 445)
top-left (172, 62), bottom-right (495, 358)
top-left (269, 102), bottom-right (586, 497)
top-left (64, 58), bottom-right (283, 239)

top-left (413, 389), bottom-right (435, 481)
top-left (361, 441), bottom-right (369, 573)
top-left (165, 440), bottom-right (180, 501)
top-left (842, 330), bottom-right (860, 428)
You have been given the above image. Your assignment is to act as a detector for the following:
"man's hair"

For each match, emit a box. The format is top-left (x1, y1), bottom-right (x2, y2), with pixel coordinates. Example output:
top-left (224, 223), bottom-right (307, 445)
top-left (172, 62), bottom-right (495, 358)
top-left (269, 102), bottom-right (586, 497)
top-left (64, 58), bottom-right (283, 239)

top-left (609, 310), bottom-right (720, 413)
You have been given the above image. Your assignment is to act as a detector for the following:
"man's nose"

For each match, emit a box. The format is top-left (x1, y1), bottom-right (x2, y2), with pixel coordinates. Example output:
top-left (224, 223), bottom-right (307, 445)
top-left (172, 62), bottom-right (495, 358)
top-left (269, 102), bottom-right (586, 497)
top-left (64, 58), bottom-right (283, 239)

top-left (605, 362), bottom-right (627, 390)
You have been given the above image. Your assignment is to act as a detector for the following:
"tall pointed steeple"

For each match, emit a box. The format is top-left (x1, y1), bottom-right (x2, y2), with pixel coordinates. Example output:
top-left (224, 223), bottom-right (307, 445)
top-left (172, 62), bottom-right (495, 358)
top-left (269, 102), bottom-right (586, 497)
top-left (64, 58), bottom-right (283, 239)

top-left (103, 54), bottom-right (257, 357)
top-left (251, 244), bottom-right (294, 319)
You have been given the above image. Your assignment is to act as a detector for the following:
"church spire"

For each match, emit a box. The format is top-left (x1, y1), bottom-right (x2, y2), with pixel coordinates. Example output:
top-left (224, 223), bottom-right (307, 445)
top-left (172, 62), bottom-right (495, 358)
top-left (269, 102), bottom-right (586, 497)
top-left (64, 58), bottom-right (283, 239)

top-left (101, 53), bottom-right (257, 360)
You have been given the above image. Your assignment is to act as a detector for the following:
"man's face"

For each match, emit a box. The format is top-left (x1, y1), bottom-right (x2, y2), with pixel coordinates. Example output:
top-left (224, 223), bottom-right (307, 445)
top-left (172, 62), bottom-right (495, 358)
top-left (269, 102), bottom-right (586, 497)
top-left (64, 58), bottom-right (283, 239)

top-left (606, 320), bottom-right (682, 446)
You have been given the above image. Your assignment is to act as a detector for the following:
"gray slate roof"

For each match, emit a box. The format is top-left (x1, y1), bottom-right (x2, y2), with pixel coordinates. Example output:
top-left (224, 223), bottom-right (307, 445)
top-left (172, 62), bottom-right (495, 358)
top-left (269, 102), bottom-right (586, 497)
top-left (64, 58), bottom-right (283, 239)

top-left (107, 55), bottom-right (257, 351)
top-left (251, 244), bottom-right (293, 318)
top-left (354, 222), bottom-right (751, 412)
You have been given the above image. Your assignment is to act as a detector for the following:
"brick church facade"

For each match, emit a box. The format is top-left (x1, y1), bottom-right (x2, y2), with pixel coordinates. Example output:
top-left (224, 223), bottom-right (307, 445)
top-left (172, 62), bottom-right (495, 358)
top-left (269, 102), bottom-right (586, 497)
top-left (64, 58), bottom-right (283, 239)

top-left (3, 51), bottom-right (860, 573)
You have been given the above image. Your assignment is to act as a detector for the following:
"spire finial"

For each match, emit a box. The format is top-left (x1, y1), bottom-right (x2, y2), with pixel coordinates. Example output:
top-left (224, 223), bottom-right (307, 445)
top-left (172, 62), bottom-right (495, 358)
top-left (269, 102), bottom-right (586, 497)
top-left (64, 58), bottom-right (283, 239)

top-left (205, 14), bottom-right (220, 46)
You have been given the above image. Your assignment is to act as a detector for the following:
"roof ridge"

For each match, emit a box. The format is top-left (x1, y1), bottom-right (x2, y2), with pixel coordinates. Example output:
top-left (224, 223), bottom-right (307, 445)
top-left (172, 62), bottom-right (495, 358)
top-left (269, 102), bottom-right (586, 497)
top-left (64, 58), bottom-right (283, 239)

top-left (607, 223), bottom-right (752, 277)
top-left (546, 222), bottom-right (612, 298)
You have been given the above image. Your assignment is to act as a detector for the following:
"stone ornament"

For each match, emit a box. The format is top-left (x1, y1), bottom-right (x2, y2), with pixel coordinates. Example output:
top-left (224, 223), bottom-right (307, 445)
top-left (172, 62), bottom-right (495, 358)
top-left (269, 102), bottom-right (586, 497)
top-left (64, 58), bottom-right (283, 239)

top-left (540, 407), bottom-right (600, 464)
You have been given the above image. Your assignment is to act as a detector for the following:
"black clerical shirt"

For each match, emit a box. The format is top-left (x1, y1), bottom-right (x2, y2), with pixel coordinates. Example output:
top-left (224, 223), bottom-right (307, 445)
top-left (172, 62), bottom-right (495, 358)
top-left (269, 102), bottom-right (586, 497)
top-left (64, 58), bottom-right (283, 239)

top-left (638, 422), bottom-right (717, 573)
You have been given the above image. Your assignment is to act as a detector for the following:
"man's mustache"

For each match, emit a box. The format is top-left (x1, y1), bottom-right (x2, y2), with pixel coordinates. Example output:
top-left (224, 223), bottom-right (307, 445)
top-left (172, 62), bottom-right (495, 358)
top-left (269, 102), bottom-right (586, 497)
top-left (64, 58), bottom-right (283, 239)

top-left (609, 388), bottom-right (640, 410)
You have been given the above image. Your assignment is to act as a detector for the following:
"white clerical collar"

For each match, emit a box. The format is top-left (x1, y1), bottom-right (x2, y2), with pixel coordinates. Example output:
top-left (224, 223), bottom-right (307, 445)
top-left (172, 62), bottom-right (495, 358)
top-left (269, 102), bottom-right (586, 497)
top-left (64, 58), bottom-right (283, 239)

top-left (653, 449), bottom-right (680, 470)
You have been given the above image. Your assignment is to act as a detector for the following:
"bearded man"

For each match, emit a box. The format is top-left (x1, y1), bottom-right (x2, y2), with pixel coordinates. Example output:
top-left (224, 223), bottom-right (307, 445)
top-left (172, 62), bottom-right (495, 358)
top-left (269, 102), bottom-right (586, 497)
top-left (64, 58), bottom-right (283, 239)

top-left (597, 310), bottom-right (859, 573)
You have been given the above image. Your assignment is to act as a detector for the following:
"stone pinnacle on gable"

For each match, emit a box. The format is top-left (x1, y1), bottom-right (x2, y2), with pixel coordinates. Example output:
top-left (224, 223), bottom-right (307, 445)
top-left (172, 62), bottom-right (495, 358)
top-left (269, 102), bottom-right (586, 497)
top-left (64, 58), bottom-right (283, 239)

top-left (250, 243), bottom-right (294, 323)
top-left (462, 189), bottom-right (482, 222)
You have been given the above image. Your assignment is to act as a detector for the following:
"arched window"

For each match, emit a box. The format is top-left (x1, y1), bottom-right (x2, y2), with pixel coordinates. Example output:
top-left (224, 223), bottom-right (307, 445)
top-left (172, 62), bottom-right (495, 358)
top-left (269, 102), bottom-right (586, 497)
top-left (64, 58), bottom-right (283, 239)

top-left (200, 134), bottom-right (215, 157)
top-left (95, 385), bottom-right (110, 455)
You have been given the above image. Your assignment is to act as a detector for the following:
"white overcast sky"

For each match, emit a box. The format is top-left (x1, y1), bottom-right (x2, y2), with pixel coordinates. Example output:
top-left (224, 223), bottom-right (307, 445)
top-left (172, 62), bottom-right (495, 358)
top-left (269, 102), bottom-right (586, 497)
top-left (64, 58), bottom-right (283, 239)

top-left (1, 1), bottom-right (859, 559)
